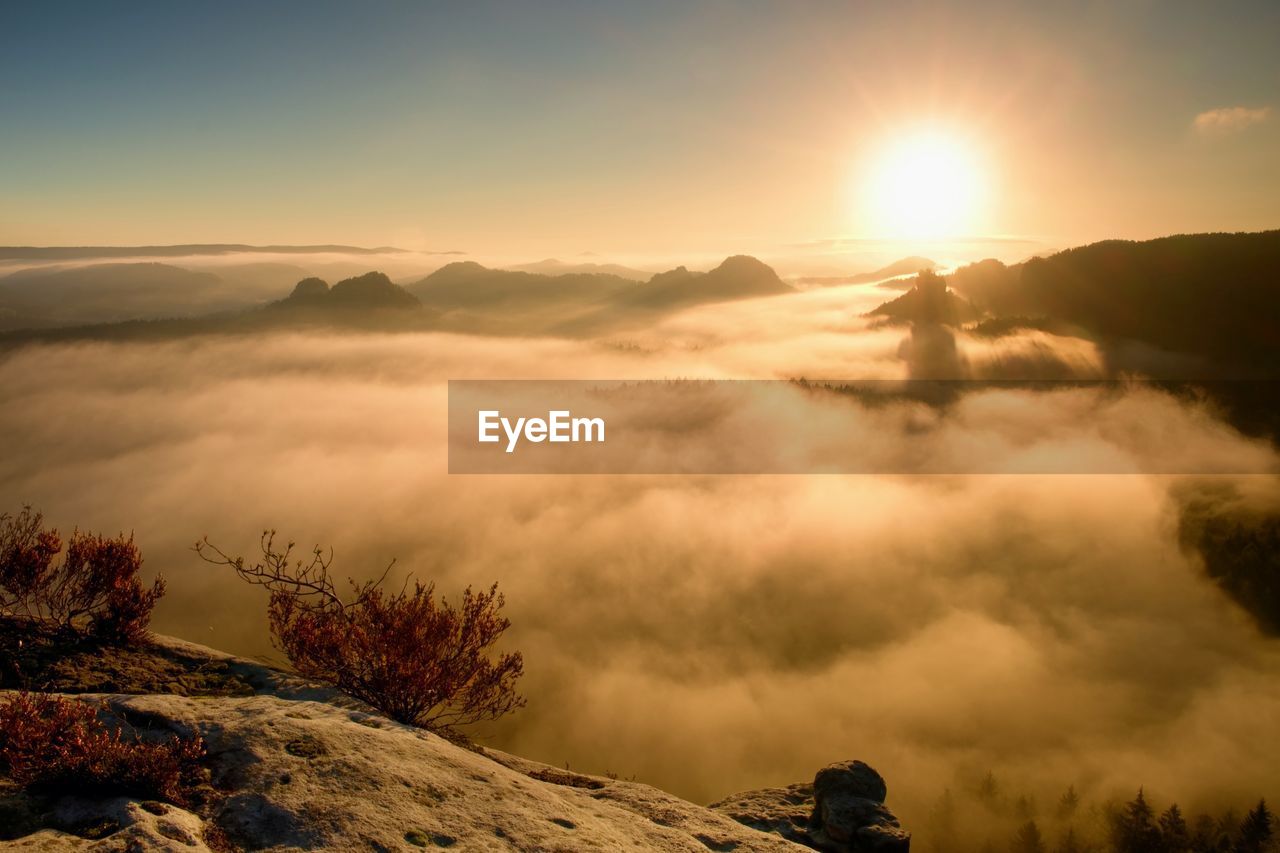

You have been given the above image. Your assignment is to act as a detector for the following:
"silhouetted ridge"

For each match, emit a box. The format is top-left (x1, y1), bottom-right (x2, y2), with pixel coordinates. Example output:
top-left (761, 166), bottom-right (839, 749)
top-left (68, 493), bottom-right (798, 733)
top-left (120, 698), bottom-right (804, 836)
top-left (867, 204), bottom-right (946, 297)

top-left (0, 262), bottom-right (226, 329)
top-left (407, 262), bottom-right (635, 316)
top-left (329, 272), bottom-right (419, 307)
top-left (869, 269), bottom-right (978, 326)
top-left (798, 256), bottom-right (939, 287)
top-left (287, 277), bottom-right (330, 302)
top-left (424, 261), bottom-right (490, 283)
top-left (644, 266), bottom-right (692, 288)
top-left (946, 230), bottom-right (1280, 369)
top-left (0, 244), bottom-right (410, 260)
top-left (1178, 482), bottom-right (1280, 636)
top-left (276, 272), bottom-right (420, 310)
top-left (620, 255), bottom-right (792, 309)
top-left (510, 258), bottom-right (651, 280)
top-left (712, 255), bottom-right (788, 291)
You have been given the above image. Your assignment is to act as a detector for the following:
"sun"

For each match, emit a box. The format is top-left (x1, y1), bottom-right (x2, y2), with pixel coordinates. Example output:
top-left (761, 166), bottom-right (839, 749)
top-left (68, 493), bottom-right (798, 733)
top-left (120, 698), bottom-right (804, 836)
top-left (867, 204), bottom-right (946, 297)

top-left (859, 129), bottom-right (986, 241)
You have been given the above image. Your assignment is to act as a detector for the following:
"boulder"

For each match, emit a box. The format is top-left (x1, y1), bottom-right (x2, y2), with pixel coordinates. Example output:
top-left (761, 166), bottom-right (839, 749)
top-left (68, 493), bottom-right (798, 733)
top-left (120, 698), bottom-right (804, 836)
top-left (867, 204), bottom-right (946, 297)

top-left (711, 760), bottom-right (910, 853)
top-left (813, 761), bottom-right (888, 805)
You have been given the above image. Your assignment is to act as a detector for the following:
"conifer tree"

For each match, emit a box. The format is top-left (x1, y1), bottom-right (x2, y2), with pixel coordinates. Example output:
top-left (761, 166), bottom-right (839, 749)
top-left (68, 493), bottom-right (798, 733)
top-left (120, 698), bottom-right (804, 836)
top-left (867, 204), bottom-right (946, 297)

top-left (978, 770), bottom-right (1001, 808)
top-left (1056, 827), bottom-right (1084, 853)
top-left (1237, 800), bottom-right (1273, 853)
top-left (1161, 804), bottom-right (1190, 852)
top-left (928, 787), bottom-right (958, 850)
top-left (1058, 785), bottom-right (1081, 820)
top-left (1190, 813), bottom-right (1225, 853)
top-left (1112, 788), bottom-right (1161, 853)
top-left (1011, 820), bottom-right (1047, 853)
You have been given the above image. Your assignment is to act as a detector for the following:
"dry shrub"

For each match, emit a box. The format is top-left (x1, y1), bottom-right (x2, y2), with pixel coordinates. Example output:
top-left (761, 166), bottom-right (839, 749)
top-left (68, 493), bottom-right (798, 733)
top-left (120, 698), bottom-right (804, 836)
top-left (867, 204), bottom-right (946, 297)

top-left (196, 532), bottom-right (524, 732)
top-left (0, 507), bottom-right (165, 643)
top-left (0, 692), bottom-right (205, 805)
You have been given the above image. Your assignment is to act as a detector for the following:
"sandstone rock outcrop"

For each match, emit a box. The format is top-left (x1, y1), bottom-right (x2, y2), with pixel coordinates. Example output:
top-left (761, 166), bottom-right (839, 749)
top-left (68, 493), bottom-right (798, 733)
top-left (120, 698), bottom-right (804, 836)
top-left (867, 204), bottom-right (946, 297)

top-left (0, 636), bottom-right (856, 851)
top-left (711, 760), bottom-right (910, 852)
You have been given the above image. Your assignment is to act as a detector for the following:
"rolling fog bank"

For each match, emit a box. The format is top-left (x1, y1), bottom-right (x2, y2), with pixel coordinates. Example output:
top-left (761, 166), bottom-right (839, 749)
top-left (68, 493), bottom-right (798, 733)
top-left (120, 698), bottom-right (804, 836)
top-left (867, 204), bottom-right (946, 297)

top-left (2, 298), bottom-right (1278, 841)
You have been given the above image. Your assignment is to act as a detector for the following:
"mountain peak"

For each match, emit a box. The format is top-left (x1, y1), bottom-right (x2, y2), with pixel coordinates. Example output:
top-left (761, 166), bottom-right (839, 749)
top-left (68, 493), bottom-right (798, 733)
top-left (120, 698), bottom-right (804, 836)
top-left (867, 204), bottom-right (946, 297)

top-left (713, 254), bottom-right (774, 275)
top-left (624, 256), bottom-right (790, 312)
top-left (328, 272), bottom-right (419, 308)
top-left (869, 270), bottom-right (978, 326)
top-left (288, 277), bottom-right (330, 300)
top-left (278, 272), bottom-right (420, 311)
top-left (432, 260), bottom-right (489, 276)
top-left (704, 255), bottom-right (790, 295)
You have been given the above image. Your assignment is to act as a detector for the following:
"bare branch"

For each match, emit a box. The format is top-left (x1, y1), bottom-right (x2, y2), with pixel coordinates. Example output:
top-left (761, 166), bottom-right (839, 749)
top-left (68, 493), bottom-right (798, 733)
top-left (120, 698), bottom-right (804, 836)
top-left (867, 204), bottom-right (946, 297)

top-left (204, 530), bottom-right (524, 732)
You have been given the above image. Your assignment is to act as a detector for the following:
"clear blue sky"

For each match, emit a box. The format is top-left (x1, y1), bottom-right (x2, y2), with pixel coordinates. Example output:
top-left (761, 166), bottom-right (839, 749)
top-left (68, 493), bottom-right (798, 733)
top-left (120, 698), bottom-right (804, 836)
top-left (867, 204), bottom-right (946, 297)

top-left (3, 0), bottom-right (1278, 257)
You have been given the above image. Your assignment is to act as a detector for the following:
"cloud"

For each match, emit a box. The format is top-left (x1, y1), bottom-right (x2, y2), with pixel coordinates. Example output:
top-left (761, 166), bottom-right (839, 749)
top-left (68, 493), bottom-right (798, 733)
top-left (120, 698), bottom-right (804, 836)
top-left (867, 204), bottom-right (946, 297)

top-left (1194, 105), bottom-right (1271, 135)
top-left (0, 293), bottom-right (1277, 845)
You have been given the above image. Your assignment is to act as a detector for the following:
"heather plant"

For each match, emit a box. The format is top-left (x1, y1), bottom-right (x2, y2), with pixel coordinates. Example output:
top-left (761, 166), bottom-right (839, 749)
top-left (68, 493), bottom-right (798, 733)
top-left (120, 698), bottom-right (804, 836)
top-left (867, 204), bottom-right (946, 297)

top-left (0, 692), bottom-right (205, 805)
top-left (196, 531), bottom-right (524, 732)
top-left (0, 507), bottom-right (164, 643)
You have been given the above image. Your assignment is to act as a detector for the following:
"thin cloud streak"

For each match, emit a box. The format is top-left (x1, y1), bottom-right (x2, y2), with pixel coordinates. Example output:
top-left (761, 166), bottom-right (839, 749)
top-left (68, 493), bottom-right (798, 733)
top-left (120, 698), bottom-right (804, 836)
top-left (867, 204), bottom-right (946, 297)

top-left (1194, 105), bottom-right (1271, 135)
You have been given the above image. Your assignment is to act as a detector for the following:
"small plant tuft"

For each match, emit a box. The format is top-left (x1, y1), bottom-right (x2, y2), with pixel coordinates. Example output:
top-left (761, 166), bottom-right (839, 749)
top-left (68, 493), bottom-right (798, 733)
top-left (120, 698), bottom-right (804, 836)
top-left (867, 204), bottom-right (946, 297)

top-left (0, 507), bottom-right (164, 644)
top-left (0, 692), bottom-right (204, 805)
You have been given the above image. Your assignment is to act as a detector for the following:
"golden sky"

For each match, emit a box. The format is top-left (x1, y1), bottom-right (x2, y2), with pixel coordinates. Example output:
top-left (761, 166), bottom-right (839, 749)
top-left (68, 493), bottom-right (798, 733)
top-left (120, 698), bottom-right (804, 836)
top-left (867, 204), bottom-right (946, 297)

top-left (3, 2), bottom-right (1277, 265)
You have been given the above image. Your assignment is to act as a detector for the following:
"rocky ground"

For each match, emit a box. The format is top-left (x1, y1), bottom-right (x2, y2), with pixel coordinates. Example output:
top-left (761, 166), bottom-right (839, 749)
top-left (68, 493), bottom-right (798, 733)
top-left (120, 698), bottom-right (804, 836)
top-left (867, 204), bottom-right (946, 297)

top-left (0, 632), bottom-right (910, 851)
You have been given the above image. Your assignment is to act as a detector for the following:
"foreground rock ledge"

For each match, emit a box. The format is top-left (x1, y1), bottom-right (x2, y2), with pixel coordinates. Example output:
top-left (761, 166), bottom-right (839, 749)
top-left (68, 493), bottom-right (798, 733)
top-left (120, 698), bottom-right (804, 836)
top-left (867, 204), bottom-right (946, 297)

top-left (0, 635), bottom-right (909, 851)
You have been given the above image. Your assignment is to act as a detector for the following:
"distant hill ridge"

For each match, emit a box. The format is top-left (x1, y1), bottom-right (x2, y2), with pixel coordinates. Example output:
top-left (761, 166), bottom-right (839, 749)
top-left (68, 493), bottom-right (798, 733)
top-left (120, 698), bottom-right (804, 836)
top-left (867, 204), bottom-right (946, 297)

top-left (617, 254), bottom-right (792, 307)
top-left (509, 258), bottom-right (652, 280)
top-left (409, 254), bottom-right (790, 308)
top-left (275, 271), bottom-right (421, 310)
top-left (0, 262), bottom-right (226, 329)
top-left (406, 254), bottom-right (793, 335)
top-left (5, 232), bottom-right (1278, 368)
top-left (408, 261), bottom-right (636, 310)
top-left (0, 254), bottom-right (791, 340)
top-left (0, 244), bottom-right (415, 260)
top-left (797, 256), bottom-right (938, 287)
top-left (944, 229), bottom-right (1280, 367)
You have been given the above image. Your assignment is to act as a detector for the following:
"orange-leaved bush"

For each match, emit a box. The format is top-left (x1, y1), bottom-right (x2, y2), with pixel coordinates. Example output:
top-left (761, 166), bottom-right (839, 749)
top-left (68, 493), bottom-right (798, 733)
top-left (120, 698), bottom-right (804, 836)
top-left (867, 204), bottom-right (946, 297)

top-left (0, 507), bottom-right (164, 643)
top-left (0, 692), bottom-right (205, 805)
top-left (196, 532), bottom-right (524, 731)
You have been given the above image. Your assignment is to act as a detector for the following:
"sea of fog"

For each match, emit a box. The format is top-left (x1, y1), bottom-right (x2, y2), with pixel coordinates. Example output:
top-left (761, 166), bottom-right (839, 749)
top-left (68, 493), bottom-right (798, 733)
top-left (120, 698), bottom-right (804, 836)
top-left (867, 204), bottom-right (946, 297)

top-left (1, 288), bottom-right (1277, 840)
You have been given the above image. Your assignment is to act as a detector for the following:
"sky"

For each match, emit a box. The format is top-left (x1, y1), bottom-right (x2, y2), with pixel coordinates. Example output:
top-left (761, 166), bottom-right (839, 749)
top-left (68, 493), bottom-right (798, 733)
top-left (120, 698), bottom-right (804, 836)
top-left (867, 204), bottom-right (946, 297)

top-left (2, 0), bottom-right (1278, 262)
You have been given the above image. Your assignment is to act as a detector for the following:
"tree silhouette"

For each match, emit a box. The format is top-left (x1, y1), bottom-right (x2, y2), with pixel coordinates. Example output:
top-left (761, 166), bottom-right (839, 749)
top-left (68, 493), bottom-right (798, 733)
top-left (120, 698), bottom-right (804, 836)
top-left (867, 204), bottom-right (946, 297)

top-left (1190, 813), bottom-right (1229, 853)
top-left (1112, 789), bottom-right (1162, 853)
top-left (1160, 804), bottom-right (1190, 852)
top-left (928, 787), bottom-right (958, 849)
top-left (1056, 827), bottom-right (1084, 853)
top-left (1237, 800), bottom-right (1273, 853)
top-left (978, 770), bottom-right (1002, 809)
top-left (1058, 785), bottom-right (1081, 820)
top-left (1010, 821), bottom-right (1046, 853)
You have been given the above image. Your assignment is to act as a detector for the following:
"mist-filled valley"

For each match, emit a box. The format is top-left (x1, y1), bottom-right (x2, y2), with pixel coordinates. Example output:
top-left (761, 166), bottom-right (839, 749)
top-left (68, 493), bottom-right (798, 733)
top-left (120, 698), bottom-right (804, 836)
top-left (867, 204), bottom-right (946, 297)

top-left (2, 235), bottom-right (1279, 850)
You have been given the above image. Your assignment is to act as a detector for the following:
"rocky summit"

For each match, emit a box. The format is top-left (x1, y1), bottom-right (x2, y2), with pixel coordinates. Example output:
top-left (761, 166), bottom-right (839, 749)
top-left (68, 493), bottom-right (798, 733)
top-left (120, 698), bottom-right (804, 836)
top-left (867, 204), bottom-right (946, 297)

top-left (0, 635), bottom-right (909, 851)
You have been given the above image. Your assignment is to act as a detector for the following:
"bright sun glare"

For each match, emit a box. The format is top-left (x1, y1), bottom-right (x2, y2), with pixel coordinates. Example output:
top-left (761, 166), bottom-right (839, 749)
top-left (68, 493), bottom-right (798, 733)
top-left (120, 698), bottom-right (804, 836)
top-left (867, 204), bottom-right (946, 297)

top-left (862, 130), bottom-right (986, 241)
